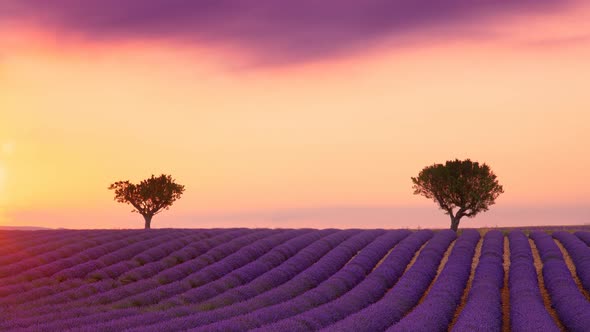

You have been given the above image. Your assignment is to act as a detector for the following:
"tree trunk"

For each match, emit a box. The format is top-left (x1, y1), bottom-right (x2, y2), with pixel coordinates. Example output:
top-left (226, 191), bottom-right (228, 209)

top-left (143, 214), bottom-right (153, 229)
top-left (450, 216), bottom-right (460, 232)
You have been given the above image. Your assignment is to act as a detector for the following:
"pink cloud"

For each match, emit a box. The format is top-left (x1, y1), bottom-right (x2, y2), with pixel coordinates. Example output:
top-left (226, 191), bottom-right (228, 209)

top-left (1, 0), bottom-right (571, 64)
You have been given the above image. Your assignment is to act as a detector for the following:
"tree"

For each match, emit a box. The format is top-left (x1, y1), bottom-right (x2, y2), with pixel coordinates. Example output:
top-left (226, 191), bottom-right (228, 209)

top-left (411, 159), bottom-right (503, 232)
top-left (109, 174), bottom-right (185, 229)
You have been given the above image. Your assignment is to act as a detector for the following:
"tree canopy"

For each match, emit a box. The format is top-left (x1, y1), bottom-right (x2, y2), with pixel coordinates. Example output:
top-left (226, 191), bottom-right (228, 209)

top-left (109, 174), bottom-right (185, 229)
top-left (411, 159), bottom-right (503, 231)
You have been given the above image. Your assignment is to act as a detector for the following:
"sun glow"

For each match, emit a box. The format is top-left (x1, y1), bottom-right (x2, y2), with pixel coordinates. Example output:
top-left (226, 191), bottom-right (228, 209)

top-left (0, 141), bottom-right (13, 204)
top-left (0, 164), bottom-right (6, 203)
top-left (1, 142), bottom-right (15, 156)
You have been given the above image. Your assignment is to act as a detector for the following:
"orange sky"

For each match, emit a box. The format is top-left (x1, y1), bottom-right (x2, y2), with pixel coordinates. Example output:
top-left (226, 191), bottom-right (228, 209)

top-left (1, 3), bottom-right (589, 229)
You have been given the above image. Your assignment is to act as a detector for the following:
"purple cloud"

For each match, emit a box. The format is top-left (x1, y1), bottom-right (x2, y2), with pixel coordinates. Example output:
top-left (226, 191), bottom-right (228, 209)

top-left (1, 0), bottom-right (569, 64)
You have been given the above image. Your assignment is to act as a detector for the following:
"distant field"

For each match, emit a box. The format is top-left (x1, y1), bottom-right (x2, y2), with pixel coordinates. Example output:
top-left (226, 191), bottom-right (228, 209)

top-left (1, 228), bottom-right (589, 331)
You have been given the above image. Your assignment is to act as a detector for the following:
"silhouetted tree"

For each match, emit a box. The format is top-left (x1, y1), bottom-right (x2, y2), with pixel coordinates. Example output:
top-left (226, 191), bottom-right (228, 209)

top-left (411, 159), bottom-right (503, 232)
top-left (109, 174), bottom-right (185, 229)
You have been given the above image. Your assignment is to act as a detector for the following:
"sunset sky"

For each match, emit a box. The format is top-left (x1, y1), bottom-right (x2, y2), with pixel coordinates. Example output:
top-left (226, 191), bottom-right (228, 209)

top-left (1, 1), bottom-right (589, 229)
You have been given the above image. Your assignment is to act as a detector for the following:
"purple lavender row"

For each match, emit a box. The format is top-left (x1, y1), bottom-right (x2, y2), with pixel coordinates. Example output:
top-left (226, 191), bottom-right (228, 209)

top-left (114, 229), bottom-right (247, 283)
top-left (4, 228), bottom-right (351, 331)
top-left (0, 230), bottom-right (192, 289)
top-left (219, 231), bottom-right (432, 331)
top-left (56, 229), bottom-right (338, 332)
top-left (552, 231), bottom-right (590, 292)
top-left (8, 229), bottom-right (260, 319)
top-left (158, 229), bottom-right (333, 307)
top-left (0, 229), bottom-right (50, 245)
top-left (575, 231), bottom-right (590, 246)
top-left (136, 230), bottom-right (276, 287)
top-left (0, 230), bottom-right (127, 276)
top-left (126, 229), bottom-right (375, 332)
top-left (0, 231), bottom-right (210, 302)
top-left (0, 229), bottom-right (258, 328)
top-left (19, 229), bottom-right (324, 331)
top-left (8, 309), bottom-right (141, 332)
top-left (319, 229), bottom-right (456, 332)
top-left (82, 230), bottom-right (216, 281)
top-left (530, 231), bottom-right (590, 332)
top-left (0, 229), bottom-right (251, 324)
top-left (0, 231), bottom-right (151, 289)
top-left (197, 230), bottom-right (376, 309)
top-left (0, 232), bottom-right (136, 297)
top-left (386, 229), bottom-right (480, 332)
top-left (83, 229), bottom-right (360, 332)
top-left (1, 280), bottom-right (92, 311)
top-left (451, 230), bottom-right (504, 331)
top-left (1, 289), bottom-right (125, 331)
top-left (200, 230), bottom-right (414, 331)
top-left (244, 230), bottom-right (430, 332)
top-left (507, 230), bottom-right (559, 332)
top-left (0, 230), bottom-right (100, 265)
top-left (2, 308), bottom-right (134, 332)
top-left (0, 230), bottom-right (138, 268)
top-left (51, 230), bottom-right (187, 280)
top-left (78, 229), bottom-right (263, 302)
top-left (0, 230), bottom-right (93, 257)
top-left (0, 230), bottom-right (217, 306)
top-left (109, 229), bottom-right (306, 308)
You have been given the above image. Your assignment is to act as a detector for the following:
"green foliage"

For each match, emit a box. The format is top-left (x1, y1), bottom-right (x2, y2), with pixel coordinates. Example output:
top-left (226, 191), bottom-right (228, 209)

top-left (109, 174), bottom-right (185, 228)
top-left (412, 159), bottom-right (503, 231)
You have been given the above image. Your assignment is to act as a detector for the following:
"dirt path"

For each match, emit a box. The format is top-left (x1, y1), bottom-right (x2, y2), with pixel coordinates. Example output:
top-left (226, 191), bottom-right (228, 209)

top-left (529, 239), bottom-right (566, 331)
top-left (448, 237), bottom-right (483, 331)
top-left (554, 239), bottom-right (590, 302)
top-left (416, 240), bottom-right (456, 306)
top-left (502, 236), bottom-right (510, 332)
top-left (371, 234), bottom-right (425, 273)
top-left (400, 240), bottom-right (430, 275)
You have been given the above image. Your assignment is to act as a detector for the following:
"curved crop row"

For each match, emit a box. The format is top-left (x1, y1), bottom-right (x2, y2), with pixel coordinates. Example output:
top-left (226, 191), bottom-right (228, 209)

top-left (508, 230), bottom-right (559, 332)
top-left (15, 229), bottom-right (365, 331)
top-left (1, 230), bottom-right (204, 290)
top-left (0, 230), bottom-right (101, 266)
top-left (52, 230), bottom-right (189, 280)
top-left (0, 230), bottom-right (164, 297)
top-left (1, 229), bottom-right (263, 323)
top-left (119, 230), bottom-right (378, 332)
top-left (110, 229), bottom-right (308, 308)
top-left (205, 229), bottom-right (419, 331)
top-left (9, 229), bottom-right (238, 310)
top-left (552, 231), bottom-right (590, 292)
top-left (164, 229), bottom-right (334, 306)
top-left (452, 230), bottom-right (504, 331)
top-left (0, 229), bottom-right (233, 306)
top-left (0, 230), bottom-right (52, 252)
top-left (324, 229), bottom-right (457, 331)
top-left (67, 229), bottom-right (359, 331)
top-left (115, 229), bottom-right (246, 282)
top-left (0, 230), bottom-right (132, 278)
top-left (8, 230), bottom-right (304, 331)
top-left (0, 230), bottom-right (121, 261)
top-left (80, 230), bottom-right (412, 332)
top-left (530, 231), bottom-right (590, 332)
top-left (386, 229), bottom-right (480, 332)
top-left (575, 231), bottom-right (590, 246)
top-left (85, 230), bottom-right (217, 281)
top-left (245, 229), bottom-right (431, 332)
top-left (2, 228), bottom-right (590, 332)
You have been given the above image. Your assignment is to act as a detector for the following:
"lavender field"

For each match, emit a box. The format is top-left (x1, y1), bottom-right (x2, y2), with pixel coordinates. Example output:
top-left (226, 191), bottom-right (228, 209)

top-left (1, 228), bottom-right (589, 331)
